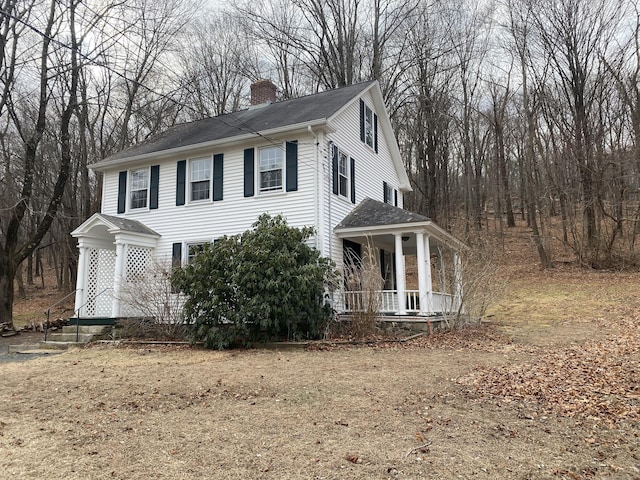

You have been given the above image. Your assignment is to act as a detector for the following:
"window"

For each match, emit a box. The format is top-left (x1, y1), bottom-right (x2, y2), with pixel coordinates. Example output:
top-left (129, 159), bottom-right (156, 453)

top-left (187, 242), bottom-right (208, 264)
top-left (360, 99), bottom-right (378, 152)
top-left (364, 104), bottom-right (374, 148)
top-left (338, 150), bottom-right (349, 198)
top-left (332, 144), bottom-right (355, 203)
top-left (130, 168), bottom-right (149, 209)
top-left (384, 182), bottom-right (394, 205)
top-left (190, 157), bottom-right (211, 201)
top-left (259, 146), bottom-right (283, 192)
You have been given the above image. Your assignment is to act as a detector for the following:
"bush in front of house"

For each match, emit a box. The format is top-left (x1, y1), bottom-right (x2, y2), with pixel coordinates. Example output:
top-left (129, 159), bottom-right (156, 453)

top-left (172, 214), bottom-right (337, 349)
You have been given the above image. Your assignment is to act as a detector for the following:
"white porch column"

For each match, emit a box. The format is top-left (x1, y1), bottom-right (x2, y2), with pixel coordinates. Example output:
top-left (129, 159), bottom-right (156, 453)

top-left (394, 233), bottom-right (407, 315)
top-left (415, 232), bottom-right (428, 315)
top-left (416, 233), bottom-right (434, 315)
top-left (453, 252), bottom-right (463, 311)
top-left (73, 245), bottom-right (89, 316)
top-left (112, 241), bottom-right (126, 317)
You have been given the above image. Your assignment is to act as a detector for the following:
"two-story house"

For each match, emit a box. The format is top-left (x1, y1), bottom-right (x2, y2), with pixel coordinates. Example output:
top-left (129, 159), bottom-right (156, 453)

top-left (71, 80), bottom-right (465, 322)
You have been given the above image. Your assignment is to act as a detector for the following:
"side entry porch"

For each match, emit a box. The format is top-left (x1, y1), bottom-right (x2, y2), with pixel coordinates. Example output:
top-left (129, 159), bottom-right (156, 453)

top-left (70, 213), bottom-right (160, 319)
top-left (333, 199), bottom-right (465, 317)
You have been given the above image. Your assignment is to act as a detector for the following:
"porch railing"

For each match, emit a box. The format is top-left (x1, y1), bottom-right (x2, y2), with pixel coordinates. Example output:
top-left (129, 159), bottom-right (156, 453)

top-left (44, 289), bottom-right (79, 342)
top-left (337, 290), bottom-right (457, 315)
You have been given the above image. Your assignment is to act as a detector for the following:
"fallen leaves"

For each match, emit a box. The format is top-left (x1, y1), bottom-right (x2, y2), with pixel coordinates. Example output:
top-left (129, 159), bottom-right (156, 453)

top-left (457, 315), bottom-right (640, 424)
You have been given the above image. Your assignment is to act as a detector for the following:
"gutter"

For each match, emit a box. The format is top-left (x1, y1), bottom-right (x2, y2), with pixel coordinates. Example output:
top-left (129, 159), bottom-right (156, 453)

top-left (91, 119), bottom-right (331, 172)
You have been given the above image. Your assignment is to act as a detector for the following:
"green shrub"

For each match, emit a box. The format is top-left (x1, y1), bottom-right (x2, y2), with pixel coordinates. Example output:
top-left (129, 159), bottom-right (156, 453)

top-left (172, 214), bottom-right (337, 349)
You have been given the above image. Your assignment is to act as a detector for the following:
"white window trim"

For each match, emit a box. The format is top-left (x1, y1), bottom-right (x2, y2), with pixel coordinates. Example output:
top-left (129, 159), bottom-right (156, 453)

top-left (384, 183), bottom-right (394, 205)
top-left (363, 103), bottom-right (375, 149)
top-left (258, 144), bottom-right (285, 194)
top-left (334, 144), bottom-right (351, 200)
top-left (188, 156), bottom-right (213, 203)
top-left (129, 166), bottom-right (150, 211)
top-left (185, 241), bottom-right (211, 265)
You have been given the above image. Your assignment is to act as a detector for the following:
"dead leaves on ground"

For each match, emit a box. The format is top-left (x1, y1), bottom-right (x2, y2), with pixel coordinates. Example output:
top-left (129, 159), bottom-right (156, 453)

top-left (457, 316), bottom-right (640, 425)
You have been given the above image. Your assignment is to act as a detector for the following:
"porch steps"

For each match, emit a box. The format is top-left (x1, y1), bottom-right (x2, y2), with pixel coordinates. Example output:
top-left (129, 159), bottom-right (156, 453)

top-left (40, 324), bottom-right (113, 349)
top-left (8, 319), bottom-right (117, 355)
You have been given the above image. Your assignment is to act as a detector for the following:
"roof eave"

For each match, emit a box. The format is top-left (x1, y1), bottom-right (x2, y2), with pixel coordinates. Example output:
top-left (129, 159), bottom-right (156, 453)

top-left (329, 81), bottom-right (411, 192)
top-left (91, 118), bottom-right (331, 171)
top-left (335, 221), bottom-right (466, 250)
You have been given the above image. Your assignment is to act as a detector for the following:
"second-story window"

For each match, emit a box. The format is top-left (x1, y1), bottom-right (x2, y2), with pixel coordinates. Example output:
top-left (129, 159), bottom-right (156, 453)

top-left (130, 168), bottom-right (149, 209)
top-left (259, 146), bottom-right (283, 193)
top-left (190, 157), bottom-right (211, 201)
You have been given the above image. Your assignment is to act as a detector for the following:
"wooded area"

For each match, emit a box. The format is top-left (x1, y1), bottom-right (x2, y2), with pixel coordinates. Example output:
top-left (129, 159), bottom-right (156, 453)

top-left (1, 0), bottom-right (639, 325)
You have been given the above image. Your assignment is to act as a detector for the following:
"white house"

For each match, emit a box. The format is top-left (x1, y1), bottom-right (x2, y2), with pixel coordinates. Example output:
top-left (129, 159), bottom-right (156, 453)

top-left (71, 80), bottom-right (465, 321)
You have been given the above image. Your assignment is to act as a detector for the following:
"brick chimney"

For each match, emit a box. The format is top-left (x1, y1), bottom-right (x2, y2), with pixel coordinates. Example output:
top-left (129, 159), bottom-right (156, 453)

top-left (250, 79), bottom-right (277, 106)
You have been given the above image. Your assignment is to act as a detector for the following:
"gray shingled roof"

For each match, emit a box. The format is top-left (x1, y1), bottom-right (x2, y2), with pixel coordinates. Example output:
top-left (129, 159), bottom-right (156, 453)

top-left (99, 81), bottom-right (376, 164)
top-left (99, 214), bottom-right (160, 236)
top-left (335, 198), bottom-right (431, 230)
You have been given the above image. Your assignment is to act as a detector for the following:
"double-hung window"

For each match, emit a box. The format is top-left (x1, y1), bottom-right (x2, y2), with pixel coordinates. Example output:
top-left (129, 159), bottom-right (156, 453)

top-left (190, 157), bottom-right (211, 201)
top-left (130, 168), bottom-right (149, 209)
top-left (259, 146), bottom-right (283, 193)
top-left (338, 150), bottom-right (349, 198)
top-left (364, 105), bottom-right (374, 148)
top-left (187, 242), bottom-right (208, 264)
top-left (359, 99), bottom-right (377, 152)
top-left (384, 182), bottom-right (394, 205)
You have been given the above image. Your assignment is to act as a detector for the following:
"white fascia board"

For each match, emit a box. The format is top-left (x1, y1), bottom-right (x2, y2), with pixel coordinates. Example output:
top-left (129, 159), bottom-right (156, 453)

top-left (335, 221), bottom-right (466, 250)
top-left (330, 81), bottom-right (411, 192)
top-left (112, 231), bottom-right (160, 248)
top-left (91, 119), bottom-right (331, 172)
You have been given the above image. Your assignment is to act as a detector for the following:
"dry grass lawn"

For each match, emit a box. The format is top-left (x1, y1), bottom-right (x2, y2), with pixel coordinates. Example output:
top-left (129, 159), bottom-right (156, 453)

top-left (1, 225), bottom-right (639, 479)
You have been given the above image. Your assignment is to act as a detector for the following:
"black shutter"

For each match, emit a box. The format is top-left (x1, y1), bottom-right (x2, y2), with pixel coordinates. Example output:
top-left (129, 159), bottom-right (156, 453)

top-left (117, 171), bottom-right (127, 213)
top-left (176, 160), bottom-right (186, 206)
top-left (332, 144), bottom-right (339, 195)
top-left (374, 113), bottom-right (378, 153)
top-left (285, 141), bottom-right (298, 192)
top-left (350, 157), bottom-right (356, 204)
top-left (244, 148), bottom-right (254, 197)
top-left (380, 249), bottom-right (386, 285)
top-left (213, 154), bottom-right (223, 201)
top-left (150, 165), bottom-right (159, 209)
top-left (394, 189), bottom-right (398, 207)
top-left (383, 181), bottom-right (388, 203)
top-left (172, 243), bottom-right (182, 269)
top-left (359, 99), bottom-right (365, 143)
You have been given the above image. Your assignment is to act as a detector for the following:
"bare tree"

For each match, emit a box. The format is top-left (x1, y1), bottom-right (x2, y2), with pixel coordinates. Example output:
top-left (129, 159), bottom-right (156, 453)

top-left (0, 0), bottom-right (81, 327)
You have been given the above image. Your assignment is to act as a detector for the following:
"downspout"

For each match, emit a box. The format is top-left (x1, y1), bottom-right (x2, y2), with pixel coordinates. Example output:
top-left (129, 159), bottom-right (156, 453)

top-left (308, 125), bottom-right (321, 252)
top-left (327, 140), bottom-right (333, 262)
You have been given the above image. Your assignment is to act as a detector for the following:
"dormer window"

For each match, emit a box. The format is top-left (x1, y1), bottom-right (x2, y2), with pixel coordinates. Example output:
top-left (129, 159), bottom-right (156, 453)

top-left (130, 168), bottom-right (149, 209)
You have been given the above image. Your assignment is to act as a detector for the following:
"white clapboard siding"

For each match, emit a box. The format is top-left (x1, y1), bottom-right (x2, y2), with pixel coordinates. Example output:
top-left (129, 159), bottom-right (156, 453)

top-left (101, 132), bottom-right (320, 262)
top-left (321, 88), bottom-right (405, 268)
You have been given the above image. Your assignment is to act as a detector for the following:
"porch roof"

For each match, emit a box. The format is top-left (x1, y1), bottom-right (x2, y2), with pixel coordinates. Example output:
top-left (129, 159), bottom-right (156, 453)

top-left (71, 213), bottom-right (160, 240)
top-left (334, 198), bottom-right (466, 251)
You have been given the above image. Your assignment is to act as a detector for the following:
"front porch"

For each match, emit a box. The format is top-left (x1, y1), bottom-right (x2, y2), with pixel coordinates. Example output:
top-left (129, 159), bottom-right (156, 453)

top-left (333, 198), bottom-right (465, 317)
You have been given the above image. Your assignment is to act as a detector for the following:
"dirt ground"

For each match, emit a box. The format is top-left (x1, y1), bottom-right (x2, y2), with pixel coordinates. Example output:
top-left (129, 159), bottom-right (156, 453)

top-left (0, 225), bottom-right (639, 479)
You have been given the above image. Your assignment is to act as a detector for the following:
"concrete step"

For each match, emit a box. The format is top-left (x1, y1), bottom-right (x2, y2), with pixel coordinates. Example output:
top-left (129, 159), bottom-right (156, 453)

top-left (39, 341), bottom-right (85, 350)
top-left (46, 332), bottom-right (94, 343)
top-left (61, 325), bottom-right (111, 335)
